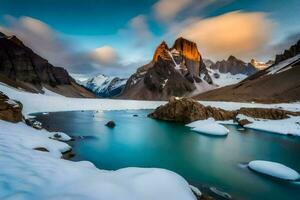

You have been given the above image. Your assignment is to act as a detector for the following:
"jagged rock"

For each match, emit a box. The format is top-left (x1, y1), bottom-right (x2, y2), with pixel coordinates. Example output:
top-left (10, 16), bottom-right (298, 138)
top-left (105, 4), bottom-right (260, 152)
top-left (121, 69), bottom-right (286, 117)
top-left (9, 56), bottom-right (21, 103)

top-left (105, 120), bottom-right (116, 128)
top-left (119, 37), bottom-right (213, 100)
top-left (209, 55), bottom-right (257, 75)
top-left (0, 92), bottom-right (22, 122)
top-left (275, 40), bottom-right (300, 64)
top-left (148, 97), bottom-right (235, 123)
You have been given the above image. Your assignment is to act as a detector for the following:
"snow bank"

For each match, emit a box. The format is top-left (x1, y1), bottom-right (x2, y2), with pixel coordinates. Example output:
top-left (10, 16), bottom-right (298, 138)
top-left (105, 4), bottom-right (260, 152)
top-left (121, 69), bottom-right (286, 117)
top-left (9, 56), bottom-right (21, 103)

top-left (1, 83), bottom-right (300, 117)
top-left (186, 118), bottom-right (229, 136)
top-left (0, 120), bottom-right (196, 200)
top-left (236, 114), bottom-right (300, 136)
top-left (248, 160), bottom-right (300, 181)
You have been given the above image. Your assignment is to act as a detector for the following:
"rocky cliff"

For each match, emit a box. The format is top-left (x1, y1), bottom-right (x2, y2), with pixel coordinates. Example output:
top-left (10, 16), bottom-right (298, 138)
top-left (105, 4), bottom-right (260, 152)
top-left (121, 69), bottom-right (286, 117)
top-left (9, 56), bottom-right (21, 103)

top-left (119, 37), bottom-right (214, 100)
top-left (275, 40), bottom-right (300, 64)
top-left (0, 32), bottom-right (94, 97)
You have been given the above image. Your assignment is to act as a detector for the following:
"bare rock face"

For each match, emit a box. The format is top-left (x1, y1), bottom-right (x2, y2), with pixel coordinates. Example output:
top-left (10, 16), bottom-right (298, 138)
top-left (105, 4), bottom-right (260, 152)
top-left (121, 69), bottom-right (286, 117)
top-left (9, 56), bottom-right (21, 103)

top-left (0, 92), bottom-right (22, 123)
top-left (0, 32), bottom-right (94, 97)
top-left (275, 40), bottom-right (300, 64)
top-left (209, 55), bottom-right (257, 75)
top-left (153, 41), bottom-right (171, 61)
top-left (148, 97), bottom-right (235, 123)
top-left (119, 37), bottom-right (213, 100)
top-left (149, 97), bottom-right (300, 124)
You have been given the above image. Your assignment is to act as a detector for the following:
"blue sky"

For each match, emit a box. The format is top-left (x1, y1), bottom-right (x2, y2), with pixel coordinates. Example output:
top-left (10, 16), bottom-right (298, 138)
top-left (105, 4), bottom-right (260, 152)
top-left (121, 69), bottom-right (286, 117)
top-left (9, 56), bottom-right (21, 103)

top-left (1, 0), bottom-right (300, 76)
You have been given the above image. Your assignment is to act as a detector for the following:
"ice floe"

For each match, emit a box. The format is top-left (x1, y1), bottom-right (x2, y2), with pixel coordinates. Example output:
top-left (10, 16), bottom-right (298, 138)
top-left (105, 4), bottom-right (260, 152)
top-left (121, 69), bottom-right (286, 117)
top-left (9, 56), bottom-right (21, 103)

top-left (186, 118), bottom-right (229, 136)
top-left (248, 160), bottom-right (300, 181)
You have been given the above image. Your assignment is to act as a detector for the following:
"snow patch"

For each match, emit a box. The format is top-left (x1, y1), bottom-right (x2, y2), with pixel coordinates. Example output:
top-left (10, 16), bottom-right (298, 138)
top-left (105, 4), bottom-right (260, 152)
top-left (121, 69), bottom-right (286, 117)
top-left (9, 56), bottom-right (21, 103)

top-left (236, 114), bottom-right (300, 136)
top-left (0, 120), bottom-right (197, 200)
top-left (266, 54), bottom-right (300, 75)
top-left (248, 160), bottom-right (300, 181)
top-left (186, 118), bottom-right (229, 136)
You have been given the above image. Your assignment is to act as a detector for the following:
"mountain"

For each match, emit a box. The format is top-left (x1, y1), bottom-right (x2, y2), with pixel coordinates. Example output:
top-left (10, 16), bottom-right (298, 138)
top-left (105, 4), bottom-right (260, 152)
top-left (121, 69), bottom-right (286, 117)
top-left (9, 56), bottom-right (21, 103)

top-left (0, 32), bottom-right (94, 97)
top-left (119, 37), bottom-right (214, 100)
top-left (205, 56), bottom-right (261, 87)
top-left (209, 55), bottom-right (257, 75)
top-left (250, 59), bottom-right (273, 70)
top-left (80, 74), bottom-right (127, 97)
top-left (194, 40), bottom-right (300, 103)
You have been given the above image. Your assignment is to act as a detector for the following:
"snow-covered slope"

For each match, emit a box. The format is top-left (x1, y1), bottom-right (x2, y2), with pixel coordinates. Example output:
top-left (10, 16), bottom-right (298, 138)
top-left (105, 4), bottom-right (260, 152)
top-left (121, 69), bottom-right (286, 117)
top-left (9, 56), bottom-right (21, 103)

top-left (81, 74), bottom-right (127, 97)
top-left (207, 68), bottom-right (247, 87)
top-left (0, 119), bottom-right (197, 200)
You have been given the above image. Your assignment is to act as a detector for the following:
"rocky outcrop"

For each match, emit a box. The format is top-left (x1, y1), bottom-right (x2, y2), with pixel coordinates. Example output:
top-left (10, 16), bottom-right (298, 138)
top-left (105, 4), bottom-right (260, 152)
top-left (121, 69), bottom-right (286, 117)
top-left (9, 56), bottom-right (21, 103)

top-left (148, 97), bottom-right (300, 123)
top-left (0, 32), bottom-right (95, 97)
top-left (0, 92), bottom-right (22, 122)
top-left (238, 107), bottom-right (298, 120)
top-left (119, 37), bottom-right (213, 100)
top-left (209, 56), bottom-right (257, 75)
top-left (275, 40), bottom-right (300, 64)
top-left (148, 97), bottom-right (235, 123)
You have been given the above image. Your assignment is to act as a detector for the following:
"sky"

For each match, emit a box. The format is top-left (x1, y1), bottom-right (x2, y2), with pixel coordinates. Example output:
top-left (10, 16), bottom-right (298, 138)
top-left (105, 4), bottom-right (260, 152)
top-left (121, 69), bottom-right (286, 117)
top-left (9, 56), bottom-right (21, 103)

top-left (0, 0), bottom-right (299, 77)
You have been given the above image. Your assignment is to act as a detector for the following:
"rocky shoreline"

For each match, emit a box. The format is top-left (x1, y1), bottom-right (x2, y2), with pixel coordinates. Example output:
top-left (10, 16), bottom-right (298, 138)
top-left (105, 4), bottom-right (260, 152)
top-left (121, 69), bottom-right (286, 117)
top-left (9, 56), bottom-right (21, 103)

top-left (149, 97), bottom-right (300, 126)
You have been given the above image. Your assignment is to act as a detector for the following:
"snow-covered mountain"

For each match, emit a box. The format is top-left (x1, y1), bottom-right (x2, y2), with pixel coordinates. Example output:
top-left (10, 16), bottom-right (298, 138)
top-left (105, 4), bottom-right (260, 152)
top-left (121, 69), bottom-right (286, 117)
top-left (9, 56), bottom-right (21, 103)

top-left (207, 68), bottom-right (247, 87)
top-left (81, 74), bottom-right (127, 98)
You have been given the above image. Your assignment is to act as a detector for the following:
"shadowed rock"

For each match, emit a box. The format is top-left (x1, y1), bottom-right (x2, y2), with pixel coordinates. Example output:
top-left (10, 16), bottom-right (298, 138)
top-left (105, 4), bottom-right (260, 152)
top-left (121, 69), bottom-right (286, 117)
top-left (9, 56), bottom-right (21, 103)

top-left (105, 120), bottom-right (116, 128)
top-left (0, 92), bottom-right (22, 122)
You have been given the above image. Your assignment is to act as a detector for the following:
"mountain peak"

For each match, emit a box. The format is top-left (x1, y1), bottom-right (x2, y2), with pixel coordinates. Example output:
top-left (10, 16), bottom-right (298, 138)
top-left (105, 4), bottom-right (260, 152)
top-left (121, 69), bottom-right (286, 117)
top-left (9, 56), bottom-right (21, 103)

top-left (153, 41), bottom-right (170, 61)
top-left (172, 37), bottom-right (200, 62)
top-left (0, 32), bottom-right (6, 38)
top-left (227, 55), bottom-right (237, 61)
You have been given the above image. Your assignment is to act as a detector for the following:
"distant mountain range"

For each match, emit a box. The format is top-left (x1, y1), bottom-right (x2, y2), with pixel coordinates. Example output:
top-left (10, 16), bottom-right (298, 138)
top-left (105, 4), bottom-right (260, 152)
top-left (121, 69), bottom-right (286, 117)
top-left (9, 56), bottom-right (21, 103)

top-left (79, 74), bottom-right (127, 98)
top-left (0, 32), bottom-right (94, 97)
top-left (195, 40), bottom-right (300, 102)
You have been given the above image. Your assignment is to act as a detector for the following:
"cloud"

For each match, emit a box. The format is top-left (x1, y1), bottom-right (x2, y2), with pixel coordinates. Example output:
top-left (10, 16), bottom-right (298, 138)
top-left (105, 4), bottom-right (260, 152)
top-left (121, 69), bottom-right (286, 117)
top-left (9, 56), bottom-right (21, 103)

top-left (153, 0), bottom-right (193, 21)
top-left (90, 46), bottom-right (119, 66)
top-left (170, 11), bottom-right (275, 61)
top-left (0, 15), bottom-right (120, 74)
top-left (118, 15), bottom-right (153, 48)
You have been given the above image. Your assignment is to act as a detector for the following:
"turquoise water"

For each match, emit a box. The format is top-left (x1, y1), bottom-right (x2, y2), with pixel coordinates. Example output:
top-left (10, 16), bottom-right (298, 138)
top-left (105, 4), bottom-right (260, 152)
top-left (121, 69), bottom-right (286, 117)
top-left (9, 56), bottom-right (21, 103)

top-left (33, 110), bottom-right (300, 200)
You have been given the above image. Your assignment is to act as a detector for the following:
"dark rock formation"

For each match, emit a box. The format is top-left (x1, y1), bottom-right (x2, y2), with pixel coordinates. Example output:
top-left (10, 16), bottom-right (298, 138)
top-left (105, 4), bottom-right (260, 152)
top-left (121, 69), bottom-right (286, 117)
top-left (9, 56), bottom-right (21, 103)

top-left (105, 120), bottom-right (116, 128)
top-left (209, 55), bottom-right (257, 75)
top-left (34, 147), bottom-right (49, 152)
top-left (238, 107), bottom-right (298, 120)
top-left (275, 40), bottom-right (300, 64)
top-left (149, 97), bottom-right (300, 123)
top-left (0, 32), bottom-right (94, 97)
top-left (119, 37), bottom-right (213, 100)
top-left (0, 92), bottom-right (22, 122)
top-left (148, 97), bottom-right (235, 123)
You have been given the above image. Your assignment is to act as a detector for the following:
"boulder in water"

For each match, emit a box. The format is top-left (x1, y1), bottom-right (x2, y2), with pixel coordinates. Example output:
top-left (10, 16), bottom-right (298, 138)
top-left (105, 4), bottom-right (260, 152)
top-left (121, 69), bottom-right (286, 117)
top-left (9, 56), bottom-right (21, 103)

top-left (105, 120), bottom-right (116, 128)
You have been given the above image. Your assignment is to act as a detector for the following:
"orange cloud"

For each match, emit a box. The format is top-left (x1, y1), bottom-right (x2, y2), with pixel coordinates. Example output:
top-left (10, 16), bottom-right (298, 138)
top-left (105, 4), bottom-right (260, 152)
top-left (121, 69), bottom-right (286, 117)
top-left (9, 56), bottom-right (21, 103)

top-left (90, 46), bottom-right (119, 66)
top-left (177, 11), bottom-right (275, 60)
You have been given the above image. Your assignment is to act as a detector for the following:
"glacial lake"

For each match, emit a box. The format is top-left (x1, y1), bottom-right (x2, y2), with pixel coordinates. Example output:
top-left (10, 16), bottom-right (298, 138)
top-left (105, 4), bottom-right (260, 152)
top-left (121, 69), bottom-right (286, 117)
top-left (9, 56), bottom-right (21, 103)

top-left (32, 110), bottom-right (300, 200)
